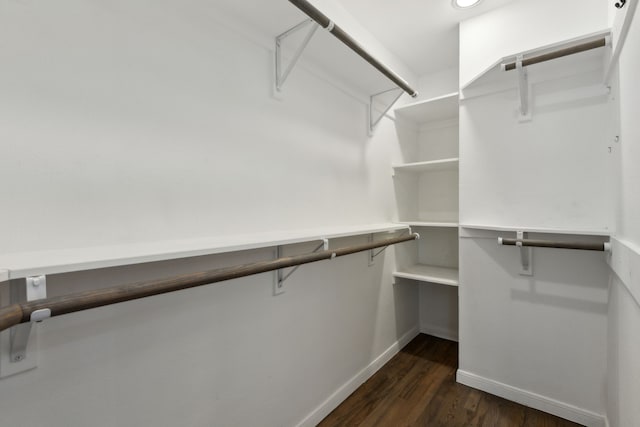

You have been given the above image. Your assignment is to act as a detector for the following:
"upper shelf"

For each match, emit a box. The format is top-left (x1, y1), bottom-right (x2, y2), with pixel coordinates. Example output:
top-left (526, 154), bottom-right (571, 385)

top-left (394, 92), bottom-right (459, 126)
top-left (461, 30), bottom-right (611, 92)
top-left (277, 0), bottom-right (417, 99)
top-left (0, 223), bottom-right (409, 282)
top-left (392, 158), bottom-right (459, 174)
top-left (398, 221), bottom-right (458, 228)
top-left (460, 223), bottom-right (611, 237)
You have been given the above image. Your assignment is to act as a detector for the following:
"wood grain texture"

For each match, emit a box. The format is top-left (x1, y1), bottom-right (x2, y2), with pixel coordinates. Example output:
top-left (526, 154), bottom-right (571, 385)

top-left (319, 334), bottom-right (583, 427)
top-left (500, 238), bottom-right (606, 251)
top-left (0, 304), bottom-right (23, 332)
top-left (503, 38), bottom-right (606, 71)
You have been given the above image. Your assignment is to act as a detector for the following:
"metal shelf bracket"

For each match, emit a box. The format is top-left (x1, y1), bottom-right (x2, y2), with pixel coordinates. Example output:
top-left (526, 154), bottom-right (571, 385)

top-left (369, 87), bottom-right (404, 134)
top-left (276, 16), bottom-right (408, 134)
top-left (516, 55), bottom-right (532, 122)
top-left (1, 275), bottom-right (49, 378)
top-left (516, 231), bottom-right (533, 275)
top-left (275, 19), bottom-right (320, 92)
top-left (274, 238), bottom-right (329, 295)
top-left (369, 228), bottom-right (414, 265)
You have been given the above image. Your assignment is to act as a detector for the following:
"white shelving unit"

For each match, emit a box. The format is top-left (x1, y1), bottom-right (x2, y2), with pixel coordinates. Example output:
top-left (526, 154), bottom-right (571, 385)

top-left (393, 264), bottom-right (459, 287)
top-left (392, 92), bottom-right (460, 341)
top-left (392, 158), bottom-right (459, 174)
top-left (395, 92), bottom-right (459, 124)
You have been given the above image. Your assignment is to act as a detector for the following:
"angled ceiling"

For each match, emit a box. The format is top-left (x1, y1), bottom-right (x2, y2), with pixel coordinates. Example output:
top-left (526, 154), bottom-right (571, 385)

top-left (337, 0), bottom-right (518, 76)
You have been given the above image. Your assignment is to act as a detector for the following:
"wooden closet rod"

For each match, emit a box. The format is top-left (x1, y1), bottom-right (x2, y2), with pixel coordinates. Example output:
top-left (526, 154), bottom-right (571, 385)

top-left (503, 38), bottom-right (607, 71)
top-left (499, 238), bottom-right (609, 251)
top-left (288, 0), bottom-right (418, 97)
top-left (0, 233), bottom-right (418, 333)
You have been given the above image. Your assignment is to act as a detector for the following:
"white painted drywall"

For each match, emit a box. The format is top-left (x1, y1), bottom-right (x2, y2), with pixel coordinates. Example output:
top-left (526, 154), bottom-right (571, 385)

top-left (606, 2), bottom-right (640, 426)
top-left (607, 245), bottom-right (640, 427)
top-left (0, 1), bottom-right (420, 426)
top-left (459, 66), bottom-right (614, 231)
top-left (457, 2), bottom-right (612, 424)
top-left (459, 0), bottom-right (609, 87)
top-left (419, 283), bottom-right (459, 341)
top-left (0, 0), bottom-right (413, 254)
top-left (458, 233), bottom-right (609, 424)
top-left (614, 4), bottom-right (640, 244)
top-left (417, 67), bottom-right (460, 102)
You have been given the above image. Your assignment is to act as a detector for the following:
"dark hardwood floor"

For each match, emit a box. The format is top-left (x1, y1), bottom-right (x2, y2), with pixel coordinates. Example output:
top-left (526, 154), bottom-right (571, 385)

top-left (319, 334), bottom-right (583, 427)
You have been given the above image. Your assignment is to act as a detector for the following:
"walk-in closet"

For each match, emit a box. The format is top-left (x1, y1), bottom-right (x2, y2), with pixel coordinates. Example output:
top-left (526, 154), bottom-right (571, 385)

top-left (0, 1), bottom-right (638, 426)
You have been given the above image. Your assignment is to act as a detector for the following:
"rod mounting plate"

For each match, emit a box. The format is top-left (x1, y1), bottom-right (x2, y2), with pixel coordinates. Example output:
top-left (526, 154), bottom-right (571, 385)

top-left (1, 276), bottom-right (47, 378)
top-left (517, 231), bottom-right (533, 275)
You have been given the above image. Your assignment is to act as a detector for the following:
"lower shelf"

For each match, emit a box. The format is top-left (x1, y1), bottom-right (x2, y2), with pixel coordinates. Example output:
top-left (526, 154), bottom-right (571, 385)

top-left (393, 264), bottom-right (459, 287)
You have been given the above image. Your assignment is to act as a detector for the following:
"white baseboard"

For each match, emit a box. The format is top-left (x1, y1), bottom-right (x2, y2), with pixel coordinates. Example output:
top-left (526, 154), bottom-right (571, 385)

top-left (456, 370), bottom-right (606, 427)
top-left (420, 323), bottom-right (458, 342)
top-left (295, 325), bottom-right (420, 427)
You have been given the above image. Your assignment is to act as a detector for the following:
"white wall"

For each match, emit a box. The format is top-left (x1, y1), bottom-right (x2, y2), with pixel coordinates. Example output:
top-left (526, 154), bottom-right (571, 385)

top-left (460, 0), bottom-right (609, 87)
top-left (613, 2), bottom-right (640, 244)
top-left (417, 67), bottom-right (459, 101)
top-left (606, 2), bottom-right (640, 426)
top-left (0, 1), bottom-right (420, 426)
top-left (458, 232), bottom-right (609, 424)
top-left (459, 66), bottom-right (614, 231)
top-left (0, 0), bottom-right (413, 254)
top-left (457, 1), bottom-right (612, 425)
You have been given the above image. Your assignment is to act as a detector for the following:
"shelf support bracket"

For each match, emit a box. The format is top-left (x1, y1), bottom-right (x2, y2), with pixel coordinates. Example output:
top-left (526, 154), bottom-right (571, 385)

top-left (516, 231), bottom-right (533, 276)
top-left (275, 19), bottom-right (320, 92)
top-left (516, 55), bottom-right (532, 122)
top-left (274, 239), bottom-right (329, 295)
top-left (369, 228), bottom-right (413, 265)
top-left (1, 275), bottom-right (49, 378)
top-left (369, 87), bottom-right (404, 134)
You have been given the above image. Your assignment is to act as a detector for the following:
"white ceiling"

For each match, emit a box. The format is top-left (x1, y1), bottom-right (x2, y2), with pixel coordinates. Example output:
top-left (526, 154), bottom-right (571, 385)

top-left (337, 0), bottom-right (517, 76)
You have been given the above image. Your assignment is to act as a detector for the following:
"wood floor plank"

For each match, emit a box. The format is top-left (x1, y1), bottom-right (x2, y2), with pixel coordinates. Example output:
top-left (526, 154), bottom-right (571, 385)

top-left (319, 334), bottom-right (583, 427)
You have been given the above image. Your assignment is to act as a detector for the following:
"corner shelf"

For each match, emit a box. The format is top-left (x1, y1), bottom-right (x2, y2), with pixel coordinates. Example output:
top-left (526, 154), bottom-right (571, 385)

top-left (461, 31), bottom-right (611, 92)
top-left (393, 264), bottom-right (459, 287)
top-left (392, 89), bottom-right (461, 341)
top-left (394, 92), bottom-right (459, 125)
top-left (392, 158), bottom-right (459, 174)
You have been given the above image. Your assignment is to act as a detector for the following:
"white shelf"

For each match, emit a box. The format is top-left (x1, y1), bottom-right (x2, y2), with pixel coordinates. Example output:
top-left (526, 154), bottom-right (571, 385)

top-left (394, 92), bottom-right (459, 125)
top-left (461, 31), bottom-right (611, 90)
top-left (393, 264), bottom-right (459, 287)
top-left (398, 221), bottom-right (458, 228)
top-left (460, 223), bottom-right (611, 237)
top-left (392, 158), bottom-right (459, 174)
top-left (0, 223), bottom-right (410, 282)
